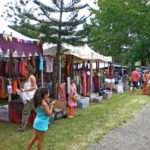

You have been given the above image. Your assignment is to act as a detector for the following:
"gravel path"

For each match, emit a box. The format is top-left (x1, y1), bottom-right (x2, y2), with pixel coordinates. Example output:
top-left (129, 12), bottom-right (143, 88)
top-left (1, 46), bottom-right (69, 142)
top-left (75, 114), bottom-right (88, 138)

top-left (87, 104), bottom-right (150, 150)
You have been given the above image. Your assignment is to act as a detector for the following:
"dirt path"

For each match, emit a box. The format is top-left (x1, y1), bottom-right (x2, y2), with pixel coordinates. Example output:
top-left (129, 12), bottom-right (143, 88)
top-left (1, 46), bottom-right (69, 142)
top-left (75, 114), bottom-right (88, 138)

top-left (87, 104), bottom-right (150, 150)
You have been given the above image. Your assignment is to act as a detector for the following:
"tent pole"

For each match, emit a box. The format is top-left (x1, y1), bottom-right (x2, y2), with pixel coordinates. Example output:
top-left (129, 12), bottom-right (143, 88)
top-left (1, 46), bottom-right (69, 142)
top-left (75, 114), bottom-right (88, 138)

top-left (90, 60), bottom-right (93, 101)
top-left (41, 70), bottom-right (44, 87)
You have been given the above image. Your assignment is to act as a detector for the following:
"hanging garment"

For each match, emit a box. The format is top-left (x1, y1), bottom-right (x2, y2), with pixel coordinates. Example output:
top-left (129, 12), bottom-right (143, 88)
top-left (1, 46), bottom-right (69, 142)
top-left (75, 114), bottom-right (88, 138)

top-left (39, 55), bottom-right (44, 71)
top-left (58, 83), bottom-right (66, 103)
top-left (5, 62), bottom-right (11, 77)
top-left (45, 56), bottom-right (53, 73)
top-left (68, 83), bottom-right (77, 107)
top-left (15, 61), bottom-right (20, 76)
top-left (86, 71), bottom-right (90, 94)
top-left (0, 61), bottom-right (5, 76)
top-left (81, 71), bottom-right (87, 96)
top-left (66, 55), bottom-right (72, 76)
top-left (0, 78), bottom-right (4, 98)
top-left (4, 79), bottom-right (8, 97)
top-left (35, 56), bottom-right (40, 73)
top-left (12, 80), bottom-right (18, 95)
top-left (93, 72), bottom-right (99, 92)
top-left (20, 60), bottom-right (27, 76)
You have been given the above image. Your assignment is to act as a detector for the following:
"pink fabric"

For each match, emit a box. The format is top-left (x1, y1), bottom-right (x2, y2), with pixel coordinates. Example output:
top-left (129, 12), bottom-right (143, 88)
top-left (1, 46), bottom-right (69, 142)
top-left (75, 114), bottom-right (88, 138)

top-left (68, 83), bottom-right (77, 107)
top-left (132, 70), bottom-right (139, 82)
top-left (58, 83), bottom-right (66, 103)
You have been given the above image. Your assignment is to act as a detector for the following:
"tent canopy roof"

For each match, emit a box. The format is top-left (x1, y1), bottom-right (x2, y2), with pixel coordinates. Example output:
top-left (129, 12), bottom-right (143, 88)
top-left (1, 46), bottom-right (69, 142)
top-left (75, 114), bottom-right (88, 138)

top-left (0, 24), bottom-right (42, 57)
top-left (0, 24), bottom-right (38, 42)
top-left (43, 43), bottom-right (112, 62)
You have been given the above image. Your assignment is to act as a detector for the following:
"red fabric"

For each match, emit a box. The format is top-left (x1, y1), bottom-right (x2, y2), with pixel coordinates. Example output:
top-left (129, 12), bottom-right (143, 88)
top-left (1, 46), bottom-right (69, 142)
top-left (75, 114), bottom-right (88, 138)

top-left (28, 111), bottom-right (35, 125)
top-left (9, 101), bottom-right (35, 124)
top-left (142, 81), bottom-right (148, 95)
top-left (12, 80), bottom-right (17, 94)
top-left (93, 72), bottom-right (99, 91)
top-left (0, 79), bottom-right (4, 98)
top-left (81, 71), bottom-right (87, 96)
top-left (66, 55), bottom-right (72, 76)
top-left (21, 61), bottom-right (27, 76)
top-left (132, 70), bottom-right (139, 82)
top-left (68, 106), bottom-right (74, 116)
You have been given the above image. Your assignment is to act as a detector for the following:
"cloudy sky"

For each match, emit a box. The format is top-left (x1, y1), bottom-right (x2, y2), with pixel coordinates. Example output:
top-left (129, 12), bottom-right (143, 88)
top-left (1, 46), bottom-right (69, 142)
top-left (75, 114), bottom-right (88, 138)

top-left (0, 0), bottom-right (97, 25)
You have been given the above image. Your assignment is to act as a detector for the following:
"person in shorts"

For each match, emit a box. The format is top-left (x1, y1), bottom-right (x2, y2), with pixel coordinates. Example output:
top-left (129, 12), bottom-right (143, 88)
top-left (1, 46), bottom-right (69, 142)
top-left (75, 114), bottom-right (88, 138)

top-left (131, 68), bottom-right (139, 94)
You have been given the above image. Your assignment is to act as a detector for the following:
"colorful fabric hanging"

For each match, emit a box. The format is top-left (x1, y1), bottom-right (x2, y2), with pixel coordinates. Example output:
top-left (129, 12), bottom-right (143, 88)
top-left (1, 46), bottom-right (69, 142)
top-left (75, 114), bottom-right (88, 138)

top-left (45, 56), bottom-right (53, 73)
top-left (12, 80), bottom-right (18, 94)
top-left (58, 83), bottom-right (66, 102)
top-left (93, 72), bottom-right (99, 92)
top-left (66, 55), bottom-right (72, 76)
top-left (0, 78), bottom-right (4, 98)
top-left (39, 55), bottom-right (44, 71)
top-left (81, 71), bottom-right (87, 96)
top-left (20, 61), bottom-right (27, 76)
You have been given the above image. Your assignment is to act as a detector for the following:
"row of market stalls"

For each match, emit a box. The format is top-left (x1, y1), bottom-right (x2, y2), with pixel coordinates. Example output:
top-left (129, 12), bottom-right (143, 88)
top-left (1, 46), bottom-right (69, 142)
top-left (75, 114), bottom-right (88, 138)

top-left (43, 44), bottom-right (112, 99)
top-left (0, 24), bottom-right (112, 122)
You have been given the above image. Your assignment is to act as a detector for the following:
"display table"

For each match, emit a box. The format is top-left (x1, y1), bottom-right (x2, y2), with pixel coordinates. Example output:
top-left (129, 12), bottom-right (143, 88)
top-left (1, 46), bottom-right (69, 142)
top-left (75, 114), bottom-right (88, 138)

top-left (8, 100), bottom-right (35, 124)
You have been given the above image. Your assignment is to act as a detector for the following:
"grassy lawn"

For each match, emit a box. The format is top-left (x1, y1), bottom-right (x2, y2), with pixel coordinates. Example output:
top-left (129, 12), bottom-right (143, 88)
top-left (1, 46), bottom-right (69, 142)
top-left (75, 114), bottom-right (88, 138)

top-left (0, 92), bottom-right (149, 150)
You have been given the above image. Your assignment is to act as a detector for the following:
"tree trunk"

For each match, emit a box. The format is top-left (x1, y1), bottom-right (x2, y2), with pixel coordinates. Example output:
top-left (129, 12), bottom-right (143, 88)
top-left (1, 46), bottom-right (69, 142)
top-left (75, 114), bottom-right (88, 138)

top-left (52, 0), bottom-right (63, 98)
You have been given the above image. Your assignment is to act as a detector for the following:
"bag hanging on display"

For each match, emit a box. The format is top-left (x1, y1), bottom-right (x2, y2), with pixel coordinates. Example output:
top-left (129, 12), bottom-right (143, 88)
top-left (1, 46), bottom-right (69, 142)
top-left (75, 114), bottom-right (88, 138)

top-left (72, 95), bottom-right (77, 101)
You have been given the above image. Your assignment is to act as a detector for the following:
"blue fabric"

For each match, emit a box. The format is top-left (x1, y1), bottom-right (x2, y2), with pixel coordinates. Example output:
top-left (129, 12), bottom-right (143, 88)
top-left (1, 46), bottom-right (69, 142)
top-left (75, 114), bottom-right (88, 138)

top-left (33, 106), bottom-right (49, 131)
top-left (39, 56), bottom-right (44, 71)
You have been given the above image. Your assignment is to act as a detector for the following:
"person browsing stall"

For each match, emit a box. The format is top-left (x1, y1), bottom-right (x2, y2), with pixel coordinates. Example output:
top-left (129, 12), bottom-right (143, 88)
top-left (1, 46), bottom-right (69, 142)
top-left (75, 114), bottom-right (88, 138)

top-left (17, 64), bottom-right (37, 132)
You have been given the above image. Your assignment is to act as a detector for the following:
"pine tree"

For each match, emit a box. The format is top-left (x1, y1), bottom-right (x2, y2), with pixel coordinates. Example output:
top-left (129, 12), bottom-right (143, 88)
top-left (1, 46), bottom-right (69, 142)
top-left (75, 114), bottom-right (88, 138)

top-left (5, 0), bottom-right (90, 97)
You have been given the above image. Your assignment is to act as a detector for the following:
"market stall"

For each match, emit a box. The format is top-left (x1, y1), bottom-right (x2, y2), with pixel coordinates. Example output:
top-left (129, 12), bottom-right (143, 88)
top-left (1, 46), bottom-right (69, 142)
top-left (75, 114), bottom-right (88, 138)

top-left (0, 24), bottom-right (42, 122)
top-left (43, 44), bottom-right (112, 107)
top-left (63, 44), bottom-right (112, 102)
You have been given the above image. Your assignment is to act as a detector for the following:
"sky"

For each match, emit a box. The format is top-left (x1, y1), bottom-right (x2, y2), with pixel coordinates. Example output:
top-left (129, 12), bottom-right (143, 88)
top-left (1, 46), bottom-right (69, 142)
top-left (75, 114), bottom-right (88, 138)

top-left (0, 0), bottom-right (97, 26)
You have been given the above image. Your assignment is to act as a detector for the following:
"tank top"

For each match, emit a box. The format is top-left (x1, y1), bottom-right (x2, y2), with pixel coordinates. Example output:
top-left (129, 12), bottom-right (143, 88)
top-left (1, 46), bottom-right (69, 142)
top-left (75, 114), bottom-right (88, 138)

top-left (33, 106), bottom-right (49, 131)
top-left (20, 75), bottom-right (37, 103)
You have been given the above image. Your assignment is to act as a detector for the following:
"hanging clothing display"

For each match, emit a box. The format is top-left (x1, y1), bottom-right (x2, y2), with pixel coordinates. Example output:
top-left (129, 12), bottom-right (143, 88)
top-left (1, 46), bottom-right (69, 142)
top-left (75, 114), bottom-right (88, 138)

top-left (0, 78), bottom-right (4, 98)
top-left (58, 83), bottom-right (66, 102)
top-left (66, 55), bottom-right (72, 76)
top-left (12, 80), bottom-right (18, 94)
top-left (0, 77), bottom-right (8, 98)
top-left (45, 56), bottom-right (53, 73)
top-left (81, 71), bottom-right (87, 96)
top-left (20, 60), bottom-right (27, 77)
top-left (39, 56), bottom-right (44, 71)
top-left (93, 72), bottom-right (99, 92)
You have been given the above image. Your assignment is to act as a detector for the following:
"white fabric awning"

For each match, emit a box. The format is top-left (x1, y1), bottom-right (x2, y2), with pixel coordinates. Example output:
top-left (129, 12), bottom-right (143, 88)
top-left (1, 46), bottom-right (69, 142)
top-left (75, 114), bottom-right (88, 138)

top-left (0, 24), bottom-right (38, 42)
top-left (63, 44), bottom-right (112, 62)
top-left (43, 43), bottom-right (112, 62)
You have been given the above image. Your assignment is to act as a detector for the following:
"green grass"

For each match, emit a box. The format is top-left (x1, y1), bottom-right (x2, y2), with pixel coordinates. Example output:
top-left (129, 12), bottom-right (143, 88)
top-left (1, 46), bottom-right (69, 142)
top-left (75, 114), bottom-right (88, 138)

top-left (0, 92), bottom-right (149, 150)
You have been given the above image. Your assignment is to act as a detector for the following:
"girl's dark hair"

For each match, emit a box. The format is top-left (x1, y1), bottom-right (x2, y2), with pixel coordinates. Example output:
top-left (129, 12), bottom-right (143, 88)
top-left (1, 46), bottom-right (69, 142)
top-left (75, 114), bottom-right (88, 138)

top-left (33, 88), bottom-right (49, 108)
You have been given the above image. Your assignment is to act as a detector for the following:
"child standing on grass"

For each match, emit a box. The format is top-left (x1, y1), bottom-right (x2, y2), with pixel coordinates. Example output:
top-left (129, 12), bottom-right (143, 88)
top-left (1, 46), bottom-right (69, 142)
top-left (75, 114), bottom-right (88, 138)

top-left (26, 88), bottom-right (54, 150)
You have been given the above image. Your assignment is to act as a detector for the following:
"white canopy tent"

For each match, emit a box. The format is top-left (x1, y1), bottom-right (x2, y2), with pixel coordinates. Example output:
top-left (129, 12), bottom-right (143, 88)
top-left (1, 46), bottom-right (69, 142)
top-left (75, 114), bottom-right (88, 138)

top-left (0, 24), bottom-right (42, 58)
top-left (63, 44), bottom-right (112, 62)
top-left (43, 43), bottom-right (112, 62)
top-left (0, 24), bottom-right (38, 42)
